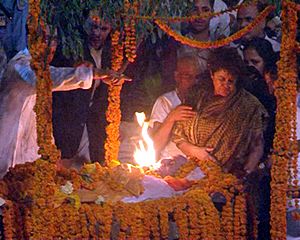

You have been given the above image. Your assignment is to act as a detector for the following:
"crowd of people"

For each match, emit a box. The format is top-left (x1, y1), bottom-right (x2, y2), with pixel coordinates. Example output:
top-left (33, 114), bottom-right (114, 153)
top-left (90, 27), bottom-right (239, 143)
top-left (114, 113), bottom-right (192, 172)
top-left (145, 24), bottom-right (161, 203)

top-left (0, 0), bottom-right (299, 239)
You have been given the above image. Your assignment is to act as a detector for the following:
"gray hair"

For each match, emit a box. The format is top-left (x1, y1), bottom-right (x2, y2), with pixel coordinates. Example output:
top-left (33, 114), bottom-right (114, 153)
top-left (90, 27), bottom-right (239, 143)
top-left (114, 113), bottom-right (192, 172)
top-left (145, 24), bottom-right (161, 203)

top-left (176, 54), bottom-right (200, 73)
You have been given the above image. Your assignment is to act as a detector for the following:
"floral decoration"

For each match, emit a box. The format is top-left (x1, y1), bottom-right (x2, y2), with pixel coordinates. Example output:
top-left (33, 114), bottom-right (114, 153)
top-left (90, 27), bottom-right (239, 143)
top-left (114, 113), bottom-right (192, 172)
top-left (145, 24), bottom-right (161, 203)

top-left (270, 1), bottom-right (299, 238)
top-left (27, 0), bottom-right (61, 163)
top-left (155, 5), bottom-right (274, 49)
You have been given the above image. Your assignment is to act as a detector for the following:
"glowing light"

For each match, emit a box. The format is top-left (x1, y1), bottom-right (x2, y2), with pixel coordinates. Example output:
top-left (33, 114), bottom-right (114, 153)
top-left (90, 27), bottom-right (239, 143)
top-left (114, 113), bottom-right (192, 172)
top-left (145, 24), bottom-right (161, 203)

top-left (134, 112), bottom-right (160, 169)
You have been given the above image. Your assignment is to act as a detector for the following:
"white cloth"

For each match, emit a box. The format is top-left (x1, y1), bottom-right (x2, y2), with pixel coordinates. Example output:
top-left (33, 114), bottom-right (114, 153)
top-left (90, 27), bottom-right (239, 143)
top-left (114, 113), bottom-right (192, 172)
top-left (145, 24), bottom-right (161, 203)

top-left (149, 90), bottom-right (205, 180)
top-left (122, 175), bottom-right (176, 203)
top-left (0, 49), bottom-right (93, 178)
top-left (209, 0), bottom-right (230, 40)
top-left (265, 35), bottom-right (281, 52)
top-left (149, 91), bottom-right (183, 159)
top-left (89, 48), bottom-right (103, 69)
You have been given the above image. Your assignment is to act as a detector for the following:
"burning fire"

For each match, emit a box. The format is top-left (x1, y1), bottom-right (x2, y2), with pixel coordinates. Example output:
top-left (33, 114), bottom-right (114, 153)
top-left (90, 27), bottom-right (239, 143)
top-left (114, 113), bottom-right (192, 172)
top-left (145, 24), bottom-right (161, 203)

top-left (134, 112), bottom-right (160, 169)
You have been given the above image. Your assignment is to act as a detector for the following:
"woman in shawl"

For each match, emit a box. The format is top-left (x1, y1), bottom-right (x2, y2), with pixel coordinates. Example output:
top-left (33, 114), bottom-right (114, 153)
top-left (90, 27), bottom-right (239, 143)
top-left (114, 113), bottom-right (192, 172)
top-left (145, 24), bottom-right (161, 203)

top-left (166, 47), bottom-right (268, 190)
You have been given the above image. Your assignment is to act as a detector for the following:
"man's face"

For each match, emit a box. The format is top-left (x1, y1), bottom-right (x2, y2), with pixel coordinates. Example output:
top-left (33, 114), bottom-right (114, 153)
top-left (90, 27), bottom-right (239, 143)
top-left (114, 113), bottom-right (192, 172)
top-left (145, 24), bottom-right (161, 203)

top-left (175, 62), bottom-right (198, 92)
top-left (88, 21), bottom-right (111, 50)
top-left (189, 0), bottom-right (212, 33)
top-left (237, 4), bottom-right (265, 41)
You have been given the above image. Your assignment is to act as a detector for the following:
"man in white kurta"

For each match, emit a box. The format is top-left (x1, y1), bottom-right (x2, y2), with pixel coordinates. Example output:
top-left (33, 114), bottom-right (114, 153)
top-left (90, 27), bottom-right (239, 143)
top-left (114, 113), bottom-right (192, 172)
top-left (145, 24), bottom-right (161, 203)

top-left (149, 55), bottom-right (205, 180)
top-left (0, 49), bottom-right (93, 178)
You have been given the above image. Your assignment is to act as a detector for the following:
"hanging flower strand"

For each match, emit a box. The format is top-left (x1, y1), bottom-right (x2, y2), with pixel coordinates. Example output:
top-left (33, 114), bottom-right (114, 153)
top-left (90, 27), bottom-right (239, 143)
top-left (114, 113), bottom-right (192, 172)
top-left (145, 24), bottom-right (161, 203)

top-left (104, 28), bottom-right (124, 165)
top-left (155, 5), bottom-right (274, 49)
top-left (27, 0), bottom-right (61, 163)
top-left (270, 1), bottom-right (298, 238)
top-left (125, 0), bottom-right (137, 63)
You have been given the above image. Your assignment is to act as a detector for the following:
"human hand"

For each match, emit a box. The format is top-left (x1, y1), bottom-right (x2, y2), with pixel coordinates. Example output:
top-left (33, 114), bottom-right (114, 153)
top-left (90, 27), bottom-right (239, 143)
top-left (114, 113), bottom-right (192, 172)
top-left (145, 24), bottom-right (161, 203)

top-left (190, 146), bottom-right (215, 162)
top-left (164, 176), bottom-right (194, 191)
top-left (93, 68), bottom-right (132, 86)
top-left (166, 105), bottom-right (196, 124)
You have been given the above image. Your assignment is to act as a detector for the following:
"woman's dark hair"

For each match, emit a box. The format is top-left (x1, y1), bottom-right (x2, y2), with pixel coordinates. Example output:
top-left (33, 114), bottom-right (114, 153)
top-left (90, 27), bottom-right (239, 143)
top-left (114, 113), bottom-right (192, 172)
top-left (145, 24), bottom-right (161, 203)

top-left (207, 47), bottom-right (246, 89)
top-left (243, 37), bottom-right (279, 73)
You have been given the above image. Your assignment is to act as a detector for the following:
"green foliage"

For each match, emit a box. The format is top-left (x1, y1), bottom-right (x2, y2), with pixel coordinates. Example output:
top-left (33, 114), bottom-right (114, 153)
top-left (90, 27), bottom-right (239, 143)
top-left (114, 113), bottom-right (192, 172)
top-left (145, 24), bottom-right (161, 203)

top-left (40, 0), bottom-right (99, 60)
top-left (39, 0), bottom-right (282, 60)
top-left (141, 72), bottom-right (162, 107)
top-left (39, 0), bottom-right (193, 60)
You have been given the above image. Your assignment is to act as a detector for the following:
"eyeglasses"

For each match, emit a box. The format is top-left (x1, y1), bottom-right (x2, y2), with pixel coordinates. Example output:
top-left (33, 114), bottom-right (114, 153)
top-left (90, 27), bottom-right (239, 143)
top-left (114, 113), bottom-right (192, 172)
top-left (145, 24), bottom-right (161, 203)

top-left (175, 72), bottom-right (198, 79)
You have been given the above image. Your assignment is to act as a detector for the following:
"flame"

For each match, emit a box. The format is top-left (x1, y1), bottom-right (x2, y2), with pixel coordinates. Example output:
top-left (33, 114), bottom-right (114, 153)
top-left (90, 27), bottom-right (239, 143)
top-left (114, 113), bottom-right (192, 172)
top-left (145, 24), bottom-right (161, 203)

top-left (134, 112), bottom-right (160, 169)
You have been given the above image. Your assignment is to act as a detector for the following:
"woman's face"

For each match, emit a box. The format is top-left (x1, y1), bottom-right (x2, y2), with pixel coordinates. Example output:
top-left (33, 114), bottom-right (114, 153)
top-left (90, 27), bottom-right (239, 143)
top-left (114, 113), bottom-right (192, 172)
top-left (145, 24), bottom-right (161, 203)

top-left (211, 69), bottom-right (237, 97)
top-left (243, 48), bottom-right (265, 75)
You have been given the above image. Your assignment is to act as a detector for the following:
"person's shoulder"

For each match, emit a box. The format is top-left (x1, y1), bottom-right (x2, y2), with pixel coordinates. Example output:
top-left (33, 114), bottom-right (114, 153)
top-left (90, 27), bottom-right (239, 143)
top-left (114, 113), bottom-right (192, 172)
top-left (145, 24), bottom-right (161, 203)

top-left (162, 90), bottom-right (178, 99)
top-left (152, 90), bottom-right (180, 109)
top-left (214, 0), bottom-right (228, 10)
top-left (241, 89), bottom-right (267, 109)
top-left (264, 35), bottom-right (281, 52)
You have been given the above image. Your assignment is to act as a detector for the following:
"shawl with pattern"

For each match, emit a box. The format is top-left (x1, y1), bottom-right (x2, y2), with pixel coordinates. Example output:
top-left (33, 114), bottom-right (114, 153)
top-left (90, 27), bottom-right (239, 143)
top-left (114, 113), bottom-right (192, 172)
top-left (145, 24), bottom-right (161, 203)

top-left (172, 88), bottom-right (268, 176)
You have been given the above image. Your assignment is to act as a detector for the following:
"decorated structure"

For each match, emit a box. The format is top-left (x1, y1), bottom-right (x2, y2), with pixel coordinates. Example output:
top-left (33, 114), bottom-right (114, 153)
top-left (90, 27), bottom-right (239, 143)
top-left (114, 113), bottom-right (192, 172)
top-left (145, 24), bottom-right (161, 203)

top-left (0, 0), bottom-right (298, 239)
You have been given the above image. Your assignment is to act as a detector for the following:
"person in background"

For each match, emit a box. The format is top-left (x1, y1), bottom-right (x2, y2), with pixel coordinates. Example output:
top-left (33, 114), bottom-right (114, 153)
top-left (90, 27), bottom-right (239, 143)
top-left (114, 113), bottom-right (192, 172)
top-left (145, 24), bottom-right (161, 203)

top-left (51, 10), bottom-right (116, 164)
top-left (209, 0), bottom-right (231, 40)
top-left (178, 0), bottom-right (214, 74)
top-left (243, 37), bottom-right (278, 158)
top-left (243, 38), bottom-right (279, 240)
top-left (235, 1), bottom-right (280, 52)
top-left (0, 26), bottom-right (123, 178)
top-left (0, 0), bottom-right (28, 60)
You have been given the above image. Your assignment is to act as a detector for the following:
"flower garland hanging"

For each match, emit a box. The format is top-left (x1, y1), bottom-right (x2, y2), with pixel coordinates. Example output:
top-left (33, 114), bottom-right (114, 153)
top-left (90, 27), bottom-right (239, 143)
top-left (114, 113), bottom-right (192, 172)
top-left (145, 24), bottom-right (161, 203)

top-left (155, 5), bottom-right (274, 49)
top-left (270, 1), bottom-right (299, 238)
top-left (105, 0), bottom-right (138, 166)
top-left (129, 0), bottom-right (258, 23)
top-left (104, 29), bottom-right (124, 165)
top-left (27, 0), bottom-right (61, 163)
top-left (124, 0), bottom-right (137, 63)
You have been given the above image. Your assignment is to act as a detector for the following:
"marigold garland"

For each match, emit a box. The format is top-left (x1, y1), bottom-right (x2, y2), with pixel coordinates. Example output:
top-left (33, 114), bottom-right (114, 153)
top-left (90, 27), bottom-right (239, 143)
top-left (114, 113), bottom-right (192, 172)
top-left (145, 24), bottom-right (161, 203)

top-left (27, 0), bottom-right (61, 163)
top-left (124, 0), bottom-right (137, 63)
top-left (1, 159), bottom-right (248, 239)
top-left (111, 30), bottom-right (124, 72)
top-left (155, 5), bottom-right (274, 49)
top-left (127, 0), bottom-right (259, 23)
top-left (270, 1), bottom-right (299, 239)
top-left (3, 0), bottom-right (294, 238)
top-left (104, 28), bottom-right (124, 165)
top-left (104, 84), bottom-right (123, 166)
top-left (295, 41), bottom-right (300, 53)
